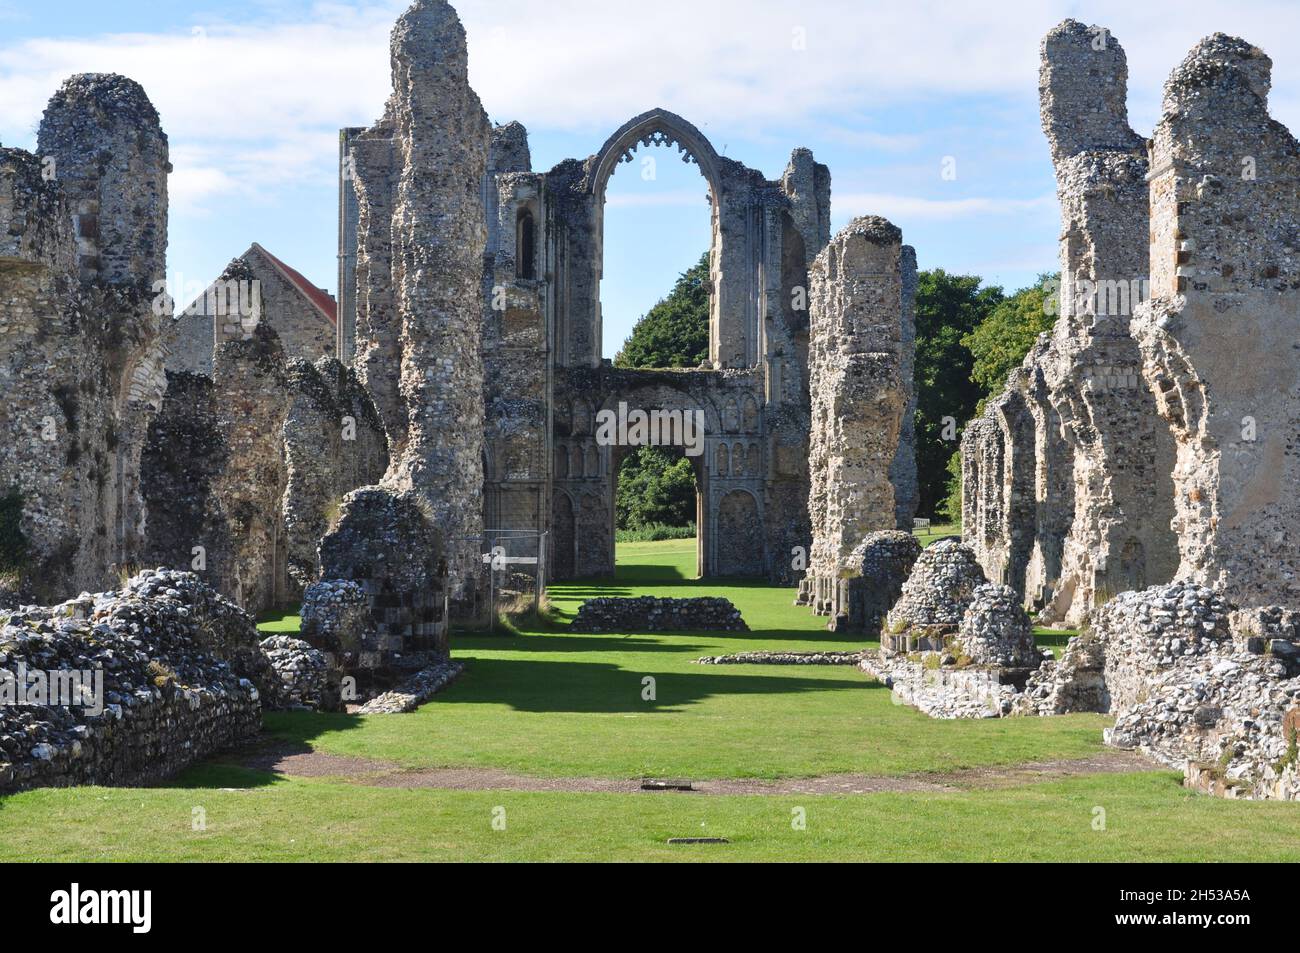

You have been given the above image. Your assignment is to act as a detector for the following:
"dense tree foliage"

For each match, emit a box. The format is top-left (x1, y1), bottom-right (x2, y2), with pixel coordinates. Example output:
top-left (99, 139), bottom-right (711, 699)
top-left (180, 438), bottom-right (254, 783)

top-left (934, 273), bottom-right (1061, 523)
top-left (613, 253), bottom-right (710, 369)
top-left (913, 269), bottom-right (1004, 519)
top-left (616, 447), bottom-right (697, 531)
top-left (963, 274), bottom-right (1057, 397)
top-left (610, 256), bottom-right (1056, 532)
top-left (613, 254), bottom-right (709, 529)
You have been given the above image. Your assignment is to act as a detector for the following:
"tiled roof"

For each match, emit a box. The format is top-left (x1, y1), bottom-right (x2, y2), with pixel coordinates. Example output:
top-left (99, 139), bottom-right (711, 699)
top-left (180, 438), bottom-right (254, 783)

top-left (250, 242), bottom-right (337, 325)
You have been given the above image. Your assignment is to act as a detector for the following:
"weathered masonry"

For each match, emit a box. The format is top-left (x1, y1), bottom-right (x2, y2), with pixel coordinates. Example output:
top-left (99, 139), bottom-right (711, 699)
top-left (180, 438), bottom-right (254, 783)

top-left (164, 242), bottom-right (338, 376)
top-left (0, 74), bottom-right (169, 603)
top-left (800, 217), bottom-right (916, 626)
top-left (1131, 33), bottom-right (1300, 609)
top-left (963, 20), bottom-right (1179, 626)
top-left (338, 50), bottom-right (918, 582)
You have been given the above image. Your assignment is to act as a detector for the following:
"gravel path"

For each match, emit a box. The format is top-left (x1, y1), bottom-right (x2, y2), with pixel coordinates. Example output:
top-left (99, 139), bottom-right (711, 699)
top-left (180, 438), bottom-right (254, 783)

top-left (229, 740), bottom-right (1159, 795)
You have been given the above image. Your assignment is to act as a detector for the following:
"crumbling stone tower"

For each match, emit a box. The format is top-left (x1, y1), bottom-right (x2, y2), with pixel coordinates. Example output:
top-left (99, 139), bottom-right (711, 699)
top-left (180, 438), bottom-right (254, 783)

top-left (330, 0), bottom-right (490, 597)
top-left (964, 21), bottom-right (1178, 625)
top-left (802, 217), bottom-right (913, 622)
top-left (0, 75), bottom-right (168, 601)
top-left (1038, 21), bottom-right (1178, 623)
top-left (1131, 35), bottom-right (1300, 609)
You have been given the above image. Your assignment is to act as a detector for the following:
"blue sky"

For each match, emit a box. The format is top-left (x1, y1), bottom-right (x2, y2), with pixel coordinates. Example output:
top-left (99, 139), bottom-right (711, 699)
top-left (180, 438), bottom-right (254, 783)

top-left (2, 0), bottom-right (1297, 358)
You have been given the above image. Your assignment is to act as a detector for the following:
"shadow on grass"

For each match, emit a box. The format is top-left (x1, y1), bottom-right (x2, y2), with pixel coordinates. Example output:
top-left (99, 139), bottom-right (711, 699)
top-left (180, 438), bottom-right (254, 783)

top-left (251, 658), bottom-right (880, 729)
top-left (413, 655), bottom-right (883, 714)
top-left (167, 761), bottom-right (286, 790)
top-left (454, 633), bottom-right (711, 655)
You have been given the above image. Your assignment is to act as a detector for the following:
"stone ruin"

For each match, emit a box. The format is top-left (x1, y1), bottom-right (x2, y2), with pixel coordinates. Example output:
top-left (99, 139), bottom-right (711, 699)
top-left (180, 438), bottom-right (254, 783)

top-left (920, 20), bottom-right (1300, 799)
top-left (163, 241), bottom-right (339, 376)
top-left (1131, 34), bottom-right (1300, 610)
top-left (336, 0), bottom-right (490, 606)
top-left (336, 4), bottom-right (917, 588)
top-left (963, 21), bottom-right (1178, 627)
top-left (1017, 584), bottom-right (1299, 800)
top-left (569, 596), bottom-right (748, 634)
top-left (142, 277), bottom-right (389, 617)
top-left (835, 530), bottom-right (921, 637)
top-left (307, 488), bottom-right (449, 691)
top-left (3, 0), bottom-right (1298, 804)
top-left (0, 569), bottom-right (271, 793)
top-left (860, 539), bottom-right (1043, 718)
top-left (0, 75), bottom-right (169, 604)
top-left (799, 217), bottom-right (917, 627)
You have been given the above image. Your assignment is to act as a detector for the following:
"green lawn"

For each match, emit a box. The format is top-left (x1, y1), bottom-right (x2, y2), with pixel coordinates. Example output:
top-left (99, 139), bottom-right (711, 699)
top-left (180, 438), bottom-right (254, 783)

top-left (2, 537), bottom-right (1296, 862)
top-left (3, 768), bottom-right (1298, 862)
top-left (259, 538), bottom-right (1107, 779)
top-left (915, 522), bottom-right (961, 547)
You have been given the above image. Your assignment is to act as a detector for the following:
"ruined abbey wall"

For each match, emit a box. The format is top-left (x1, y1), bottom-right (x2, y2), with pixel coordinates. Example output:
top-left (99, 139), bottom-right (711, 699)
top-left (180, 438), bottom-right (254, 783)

top-left (143, 298), bottom-right (386, 616)
top-left (802, 216), bottom-right (912, 624)
top-left (438, 106), bottom-right (833, 585)
top-left (339, 0), bottom-right (489, 598)
top-left (964, 21), bottom-right (1179, 625)
top-left (0, 75), bottom-right (168, 603)
top-left (1131, 35), bottom-right (1300, 609)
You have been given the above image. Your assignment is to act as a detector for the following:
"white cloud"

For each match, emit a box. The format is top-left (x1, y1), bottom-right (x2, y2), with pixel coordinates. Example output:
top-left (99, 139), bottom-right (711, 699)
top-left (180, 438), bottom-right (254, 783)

top-left (1, 0), bottom-right (1296, 295)
top-left (0, 4), bottom-right (401, 207)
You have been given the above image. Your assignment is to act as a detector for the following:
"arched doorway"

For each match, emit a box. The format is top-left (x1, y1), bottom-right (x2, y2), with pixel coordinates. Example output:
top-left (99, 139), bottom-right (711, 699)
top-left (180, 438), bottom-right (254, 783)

top-left (598, 383), bottom-right (713, 577)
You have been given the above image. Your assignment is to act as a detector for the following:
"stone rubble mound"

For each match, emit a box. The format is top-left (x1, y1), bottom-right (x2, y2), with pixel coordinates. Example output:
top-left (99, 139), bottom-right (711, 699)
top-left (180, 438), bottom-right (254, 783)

top-left (300, 578), bottom-right (370, 652)
top-left (695, 650), bottom-right (863, 665)
top-left (569, 596), bottom-right (748, 633)
top-left (884, 539), bottom-right (987, 643)
top-left (1014, 633), bottom-right (1108, 715)
top-left (954, 583), bottom-right (1043, 669)
top-left (355, 658), bottom-right (464, 714)
top-left (0, 569), bottom-right (267, 793)
top-left (836, 530), bottom-right (921, 636)
top-left (1096, 584), bottom-right (1300, 799)
top-left (259, 635), bottom-right (336, 710)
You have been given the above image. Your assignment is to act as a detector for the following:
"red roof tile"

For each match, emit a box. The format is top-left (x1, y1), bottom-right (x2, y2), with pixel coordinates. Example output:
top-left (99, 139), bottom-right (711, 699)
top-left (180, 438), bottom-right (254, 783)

top-left (251, 242), bottom-right (337, 325)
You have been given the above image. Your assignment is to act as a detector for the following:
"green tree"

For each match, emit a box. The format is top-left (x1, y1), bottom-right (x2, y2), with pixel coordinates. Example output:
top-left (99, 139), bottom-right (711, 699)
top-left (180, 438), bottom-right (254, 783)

top-left (963, 274), bottom-right (1058, 398)
top-left (613, 253), bottom-right (710, 369)
top-left (616, 447), bottom-right (697, 530)
top-left (613, 253), bottom-right (708, 530)
top-left (933, 273), bottom-right (1059, 525)
top-left (913, 269), bottom-right (1003, 518)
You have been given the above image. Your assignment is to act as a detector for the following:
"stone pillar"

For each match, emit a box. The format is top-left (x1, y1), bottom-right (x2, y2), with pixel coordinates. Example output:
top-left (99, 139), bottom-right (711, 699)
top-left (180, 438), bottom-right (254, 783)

top-left (1036, 20), bottom-right (1178, 624)
top-left (0, 73), bottom-right (169, 600)
top-left (890, 245), bottom-right (919, 529)
top-left (37, 73), bottom-right (168, 287)
top-left (1131, 34), bottom-right (1300, 609)
top-left (804, 216), bottom-right (910, 622)
top-left (336, 0), bottom-right (491, 600)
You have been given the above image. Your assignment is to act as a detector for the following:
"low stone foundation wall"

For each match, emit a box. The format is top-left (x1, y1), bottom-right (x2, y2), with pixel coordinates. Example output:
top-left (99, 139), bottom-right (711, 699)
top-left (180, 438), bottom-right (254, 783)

top-left (260, 635), bottom-right (336, 711)
top-left (355, 659), bottom-right (465, 714)
top-left (860, 652), bottom-right (1034, 718)
top-left (696, 650), bottom-right (863, 665)
top-left (570, 597), bottom-right (748, 633)
top-left (0, 569), bottom-right (265, 793)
